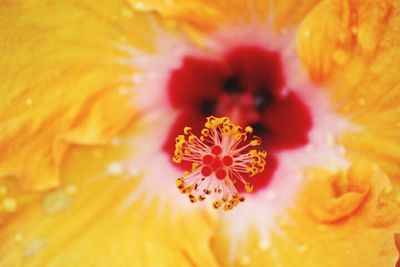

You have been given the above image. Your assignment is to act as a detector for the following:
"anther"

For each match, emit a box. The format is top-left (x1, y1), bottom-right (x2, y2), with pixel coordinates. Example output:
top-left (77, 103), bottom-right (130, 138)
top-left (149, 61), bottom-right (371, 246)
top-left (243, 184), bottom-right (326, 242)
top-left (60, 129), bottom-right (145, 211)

top-left (172, 116), bottom-right (267, 211)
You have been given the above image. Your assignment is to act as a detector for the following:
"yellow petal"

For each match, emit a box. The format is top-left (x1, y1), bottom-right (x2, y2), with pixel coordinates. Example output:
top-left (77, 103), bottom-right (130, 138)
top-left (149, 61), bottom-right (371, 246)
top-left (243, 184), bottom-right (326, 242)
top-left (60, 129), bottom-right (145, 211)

top-left (299, 167), bottom-right (370, 223)
top-left (0, 2), bottom-right (224, 265)
top-left (288, 162), bottom-right (399, 266)
top-left (298, 0), bottom-right (400, 188)
top-left (0, 1), bottom-right (154, 191)
top-left (395, 233), bottom-right (400, 267)
top-left (0, 143), bottom-right (219, 266)
top-left (212, 161), bottom-right (400, 266)
top-left (130, 0), bottom-right (320, 42)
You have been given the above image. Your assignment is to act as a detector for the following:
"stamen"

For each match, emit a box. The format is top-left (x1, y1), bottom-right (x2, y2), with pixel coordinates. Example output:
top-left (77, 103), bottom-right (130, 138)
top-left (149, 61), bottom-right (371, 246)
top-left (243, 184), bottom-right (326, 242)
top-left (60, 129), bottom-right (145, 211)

top-left (173, 116), bottom-right (267, 211)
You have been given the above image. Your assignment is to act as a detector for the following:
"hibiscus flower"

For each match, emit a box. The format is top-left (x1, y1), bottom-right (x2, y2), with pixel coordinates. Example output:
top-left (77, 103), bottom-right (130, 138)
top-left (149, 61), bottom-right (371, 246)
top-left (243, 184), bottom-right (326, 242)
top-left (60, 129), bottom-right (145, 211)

top-left (0, 0), bottom-right (399, 266)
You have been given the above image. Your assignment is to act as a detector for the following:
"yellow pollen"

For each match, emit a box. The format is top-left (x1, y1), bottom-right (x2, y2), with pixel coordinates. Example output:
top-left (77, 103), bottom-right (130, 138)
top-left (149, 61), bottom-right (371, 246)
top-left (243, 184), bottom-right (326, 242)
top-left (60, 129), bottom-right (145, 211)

top-left (172, 116), bottom-right (267, 211)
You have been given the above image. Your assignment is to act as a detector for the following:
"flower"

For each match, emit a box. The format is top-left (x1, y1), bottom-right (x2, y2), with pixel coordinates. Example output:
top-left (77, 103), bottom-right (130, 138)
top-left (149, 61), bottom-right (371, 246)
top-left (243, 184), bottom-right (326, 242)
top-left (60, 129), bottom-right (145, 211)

top-left (173, 116), bottom-right (266, 210)
top-left (0, 0), bottom-right (399, 266)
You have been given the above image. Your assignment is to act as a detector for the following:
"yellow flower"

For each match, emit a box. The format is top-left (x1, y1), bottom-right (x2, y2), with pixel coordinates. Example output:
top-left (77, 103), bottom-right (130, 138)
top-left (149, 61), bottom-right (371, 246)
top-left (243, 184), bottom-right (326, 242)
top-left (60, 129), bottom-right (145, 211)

top-left (0, 0), bottom-right (399, 266)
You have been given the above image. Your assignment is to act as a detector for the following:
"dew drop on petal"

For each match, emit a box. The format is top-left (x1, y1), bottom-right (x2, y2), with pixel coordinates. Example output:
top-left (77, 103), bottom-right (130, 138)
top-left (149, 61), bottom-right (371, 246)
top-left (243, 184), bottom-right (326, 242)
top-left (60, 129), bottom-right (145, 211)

top-left (303, 30), bottom-right (311, 38)
top-left (65, 185), bottom-right (78, 195)
top-left (277, 217), bottom-right (289, 228)
top-left (128, 165), bottom-right (140, 176)
top-left (240, 255), bottom-right (251, 265)
top-left (357, 97), bottom-right (366, 106)
top-left (118, 87), bottom-right (130, 95)
top-left (266, 191), bottom-right (277, 201)
top-left (338, 145), bottom-right (346, 155)
top-left (121, 8), bottom-right (133, 17)
top-left (42, 189), bottom-right (71, 215)
top-left (24, 239), bottom-right (45, 257)
top-left (111, 137), bottom-right (122, 146)
top-left (3, 197), bottom-right (17, 212)
top-left (383, 185), bottom-right (393, 195)
top-left (395, 194), bottom-right (400, 205)
top-left (14, 233), bottom-right (23, 242)
top-left (324, 132), bottom-right (335, 146)
top-left (108, 162), bottom-right (124, 175)
top-left (0, 185), bottom-right (7, 195)
top-left (332, 49), bottom-right (349, 65)
top-left (132, 73), bottom-right (143, 84)
top-left (92, 149), bottom-right (104, 159)
top-left (298, 243), bottom-right (309, 253)
top-left (133, 1), bottom-right (146, 11)
top-left (259, 239), bottom-right (271, 251)
top-left (25, 98), bottom-right (33, 106)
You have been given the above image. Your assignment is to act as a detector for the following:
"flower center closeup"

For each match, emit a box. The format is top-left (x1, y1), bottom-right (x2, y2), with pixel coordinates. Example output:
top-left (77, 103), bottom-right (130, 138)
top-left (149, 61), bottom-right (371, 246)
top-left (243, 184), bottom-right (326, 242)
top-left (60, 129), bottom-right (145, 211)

top-left (164, 46), bottom-right (312, 192)
top-left (173, 116), bottom-right (266, 210)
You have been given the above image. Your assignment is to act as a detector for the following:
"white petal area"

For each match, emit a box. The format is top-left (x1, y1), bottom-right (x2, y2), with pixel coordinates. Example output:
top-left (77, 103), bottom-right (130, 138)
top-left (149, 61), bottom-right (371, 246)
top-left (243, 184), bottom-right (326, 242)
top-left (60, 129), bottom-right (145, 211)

top-left (115, 19), bottom-right (356, 251)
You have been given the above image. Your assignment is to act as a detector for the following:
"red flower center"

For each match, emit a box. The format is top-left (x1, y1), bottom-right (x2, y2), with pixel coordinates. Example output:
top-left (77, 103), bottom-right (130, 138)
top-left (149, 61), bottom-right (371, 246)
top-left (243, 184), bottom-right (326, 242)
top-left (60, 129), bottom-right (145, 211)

top-left (164, 46), bottom-right (312, 192)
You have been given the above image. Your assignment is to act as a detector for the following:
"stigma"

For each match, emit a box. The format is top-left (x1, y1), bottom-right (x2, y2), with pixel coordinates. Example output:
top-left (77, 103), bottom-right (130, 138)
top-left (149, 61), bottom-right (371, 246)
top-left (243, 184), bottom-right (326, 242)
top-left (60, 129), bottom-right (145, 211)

top-left (173, 116), bottom-right (267, 211)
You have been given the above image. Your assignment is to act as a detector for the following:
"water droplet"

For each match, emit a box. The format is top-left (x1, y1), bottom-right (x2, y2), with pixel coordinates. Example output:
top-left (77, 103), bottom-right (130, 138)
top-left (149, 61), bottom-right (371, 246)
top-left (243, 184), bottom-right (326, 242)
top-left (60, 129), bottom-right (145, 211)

top-left (383, 185), bottom-right (393, 195)
top-left (240, 255), bottom-right (250, 265)
top-left (162, 18), bottom-right (178, 30)
top-left (133, 73), bottom-right (143, 83)
top-left (65, 185), bottom-right (78, 195)
top-left (338, 32), bottom-right (348, 43)
top-left (3, 197), bottom-right (17, 212)
top-left (277, 217), bottom-right (289, 228)
top-left (147, 72), bottom-right (158, 80)
top-left (121, 8), bottom-right (133, 17)
top-left (266, 191), bottom-right (277, 201)
top-left (332, 49), bottom-right (349, 65)
top-left (14, 233), bottom-right (23, 242)
top-left (25, 98), bottom-right (33, 106)
top-left (133, 1), bottom-right (148, 11)
top-left (298, 243), bottom-right (308, 253)
top-left (108, 162), bottom-right (124, 175)
top-left (293, 174), bottom-right (302, 183)
top-left (112, 137), bottom-right (122, 146)
top-left (42, 189), bottom-right (71, 214)
top-left (338, 145), bottom-right (346, 155)
top-left (118, 87), bottom-right (130, 95)
top-left (395, 194), bottom-right (400, 205)
top-left (0, 185), bottom-right (7, 195)
top-left (93, 150), bottom-right (103, 159)
top-left (303, 30), bottom-right (311, 38)
top-left (119, 35), bottom-right (128, 43)
top-left (24, 239), bottom-right (45, 257)
top-left (357, 97), bottom-right (366, 106)
top-left (351, 26), bottom-right (358, 34)
top-left (128, 165), bottom-right (140, 176)
top-left (259, 239), bottom-right (271, 251)
top-left (144, 241), bottom-right (152, 249)
top-left (325, 133), bottom-right (335, 146)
